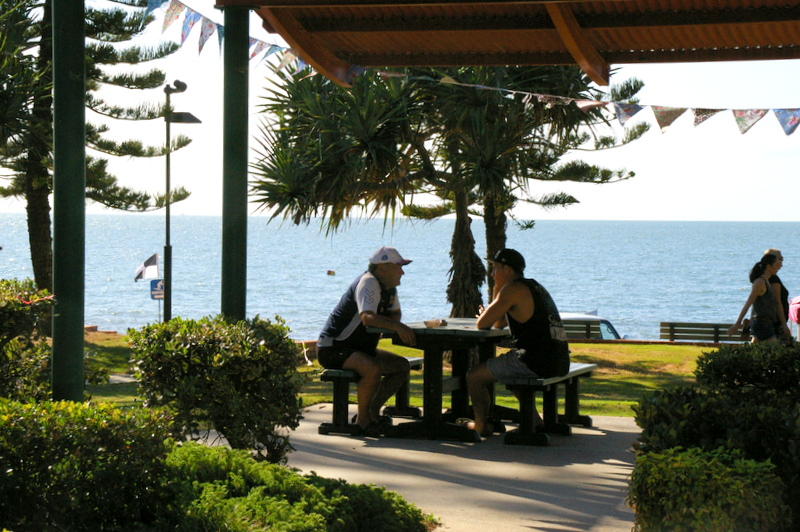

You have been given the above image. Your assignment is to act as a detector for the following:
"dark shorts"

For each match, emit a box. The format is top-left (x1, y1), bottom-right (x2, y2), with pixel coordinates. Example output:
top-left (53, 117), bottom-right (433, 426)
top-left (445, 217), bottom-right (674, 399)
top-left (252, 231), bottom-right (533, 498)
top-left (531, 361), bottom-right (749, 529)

top-left (317, 345), bottom-right (376, 369)
top-left (750, 318), bottom-right (777, 342)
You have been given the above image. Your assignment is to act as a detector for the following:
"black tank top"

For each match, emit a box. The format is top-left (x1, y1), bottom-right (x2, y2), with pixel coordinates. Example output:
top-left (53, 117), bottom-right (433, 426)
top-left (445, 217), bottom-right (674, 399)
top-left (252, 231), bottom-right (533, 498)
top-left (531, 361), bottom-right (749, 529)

top-left (507, 278), bottom-right (570, 378)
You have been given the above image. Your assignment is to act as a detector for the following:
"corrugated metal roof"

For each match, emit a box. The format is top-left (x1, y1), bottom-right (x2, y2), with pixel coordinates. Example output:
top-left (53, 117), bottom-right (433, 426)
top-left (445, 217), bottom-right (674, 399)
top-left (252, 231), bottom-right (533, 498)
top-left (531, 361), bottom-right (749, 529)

top-left (216, 0), bottom-right (800, 86)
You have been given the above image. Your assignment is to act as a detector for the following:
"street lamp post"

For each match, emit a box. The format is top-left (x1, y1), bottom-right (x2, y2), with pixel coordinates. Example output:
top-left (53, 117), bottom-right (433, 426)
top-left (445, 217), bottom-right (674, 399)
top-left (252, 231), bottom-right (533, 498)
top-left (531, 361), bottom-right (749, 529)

top-left (163, 80), bottom-right (200, 322)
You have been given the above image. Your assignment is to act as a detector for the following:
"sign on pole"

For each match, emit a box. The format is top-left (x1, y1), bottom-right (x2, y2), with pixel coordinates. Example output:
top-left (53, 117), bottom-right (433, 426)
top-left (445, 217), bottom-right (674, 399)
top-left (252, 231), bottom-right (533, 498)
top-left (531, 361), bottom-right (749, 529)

top-left (150, 279), bottom-right (164, 300)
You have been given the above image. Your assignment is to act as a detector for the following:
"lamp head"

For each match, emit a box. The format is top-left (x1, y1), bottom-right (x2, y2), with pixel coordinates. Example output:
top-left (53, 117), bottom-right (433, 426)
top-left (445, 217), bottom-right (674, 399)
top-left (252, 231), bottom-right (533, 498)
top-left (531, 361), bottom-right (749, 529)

top-left (164, 80), bottom-right (187, 95)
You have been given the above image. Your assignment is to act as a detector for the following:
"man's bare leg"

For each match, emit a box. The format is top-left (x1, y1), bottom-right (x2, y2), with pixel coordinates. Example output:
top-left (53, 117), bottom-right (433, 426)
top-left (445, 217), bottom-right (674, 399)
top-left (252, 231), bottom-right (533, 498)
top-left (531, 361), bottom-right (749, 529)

top-left (342, 352), bottom-right (381, 428)
top-left (466, 362), bottom-right (498, 437)
top-left (369, 351), bottom-right (410, 420)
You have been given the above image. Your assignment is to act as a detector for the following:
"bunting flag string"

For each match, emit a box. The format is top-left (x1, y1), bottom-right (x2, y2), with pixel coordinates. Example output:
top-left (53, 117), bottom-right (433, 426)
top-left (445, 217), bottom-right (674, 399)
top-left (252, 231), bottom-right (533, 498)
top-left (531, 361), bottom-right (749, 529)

top-left (148, 0), bottom-right (286, 63)
top-left (371, 70), bottom-right (800, 137)
top-left (144, 1), bottom-right (799, 137)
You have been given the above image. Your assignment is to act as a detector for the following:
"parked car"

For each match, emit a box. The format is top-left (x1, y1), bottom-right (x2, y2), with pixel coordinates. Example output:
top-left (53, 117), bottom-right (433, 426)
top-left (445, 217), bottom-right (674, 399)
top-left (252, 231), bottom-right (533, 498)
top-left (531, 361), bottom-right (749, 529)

top-left (560, 312), bottom-right (624, 340)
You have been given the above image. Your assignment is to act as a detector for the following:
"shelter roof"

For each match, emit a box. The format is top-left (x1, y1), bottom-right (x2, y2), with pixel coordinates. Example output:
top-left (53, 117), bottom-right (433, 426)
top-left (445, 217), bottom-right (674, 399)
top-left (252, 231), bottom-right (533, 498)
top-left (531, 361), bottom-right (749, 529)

top-left (215, 0), bottom-right (800, 86)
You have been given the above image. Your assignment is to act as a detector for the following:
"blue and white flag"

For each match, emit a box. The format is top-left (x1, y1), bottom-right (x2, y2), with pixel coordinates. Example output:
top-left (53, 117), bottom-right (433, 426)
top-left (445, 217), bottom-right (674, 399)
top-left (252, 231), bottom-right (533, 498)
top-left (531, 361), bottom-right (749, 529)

top-left (134, 254), bottom-right (159, 282)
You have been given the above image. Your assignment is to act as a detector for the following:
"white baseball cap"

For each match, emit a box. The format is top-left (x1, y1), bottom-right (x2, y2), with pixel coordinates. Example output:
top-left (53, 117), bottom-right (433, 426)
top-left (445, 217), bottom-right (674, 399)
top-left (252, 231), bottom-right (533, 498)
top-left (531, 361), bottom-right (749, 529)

top-left (369, 246), bottom-right (412, 266)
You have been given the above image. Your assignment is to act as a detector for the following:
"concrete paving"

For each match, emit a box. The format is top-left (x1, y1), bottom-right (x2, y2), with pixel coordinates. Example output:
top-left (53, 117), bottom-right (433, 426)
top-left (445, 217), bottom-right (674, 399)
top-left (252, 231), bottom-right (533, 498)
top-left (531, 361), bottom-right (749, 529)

top-left (286, 404), bottom-right (639, 532)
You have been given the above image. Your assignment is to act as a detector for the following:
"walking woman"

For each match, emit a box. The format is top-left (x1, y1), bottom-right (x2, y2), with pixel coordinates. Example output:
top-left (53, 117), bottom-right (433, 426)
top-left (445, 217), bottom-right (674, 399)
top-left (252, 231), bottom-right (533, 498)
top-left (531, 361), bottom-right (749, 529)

top-left (729, 253), bottom-right (782, 343)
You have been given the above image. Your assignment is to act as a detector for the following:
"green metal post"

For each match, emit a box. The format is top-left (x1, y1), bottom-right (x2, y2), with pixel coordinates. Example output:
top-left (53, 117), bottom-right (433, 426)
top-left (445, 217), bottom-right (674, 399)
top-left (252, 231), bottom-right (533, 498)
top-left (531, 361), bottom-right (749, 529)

top-left (51, 0), bottom-right (86, 401)
top-left (220, 7), bottom-right (249, 320)
top-left (164, 89), bottom-right (173, 322)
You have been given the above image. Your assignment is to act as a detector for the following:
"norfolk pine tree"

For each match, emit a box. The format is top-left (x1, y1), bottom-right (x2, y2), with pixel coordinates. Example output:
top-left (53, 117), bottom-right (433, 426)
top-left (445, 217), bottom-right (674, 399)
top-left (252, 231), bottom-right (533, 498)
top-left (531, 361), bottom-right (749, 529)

top-left (0, 0), bottom-right (190, 292)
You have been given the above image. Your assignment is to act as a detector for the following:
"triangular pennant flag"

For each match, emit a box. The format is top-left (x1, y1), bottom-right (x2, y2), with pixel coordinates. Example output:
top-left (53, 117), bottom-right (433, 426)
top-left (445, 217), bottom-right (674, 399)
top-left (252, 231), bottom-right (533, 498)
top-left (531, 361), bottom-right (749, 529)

top-left (574, 100), bottom-right (609, 112)
top-left (613, 103), bottom-right (643, 126)
top-left (134, 254), bottom-right (159, 282)
top-left (181, 10), bottom-right (202, 45)
top-left (733, 109), bottom-right (768, 134)
top-left (264, 44), bottom-right (284, 59)
top-left (255, 44), bottom-right (288, 66)
top-left (249, 40), bottom-right (268, 60)
top-left (536, 94), bottom-right (571, 109)
top-left (198, 16), bottom-right (217, 54)
top-left (693, 108), bottom-right (723, 126)
top-left (439, 75), bottom-right (460, 85)
top-left (145, 0), bottom-right (168, 18)
top-left (145, 0), bottom-right (168, 17)
top-left (216, 24), bottom-right (224, 51)
top-left (277, 49), bottom-right (297, 71)
top-left (651, 106), bottom-right (687, 133)
top-left (293, 58), bottom-right (308, 74)
top-left (162, 0), bottom-right (185, 33)
top-left (773, 109), bottom-right (800, 136)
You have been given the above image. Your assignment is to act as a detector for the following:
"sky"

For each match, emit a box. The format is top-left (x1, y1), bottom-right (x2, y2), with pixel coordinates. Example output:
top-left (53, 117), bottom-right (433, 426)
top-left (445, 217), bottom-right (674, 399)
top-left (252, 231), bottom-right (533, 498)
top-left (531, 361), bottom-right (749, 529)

top-left (1, 1), bottom-right (798, 222)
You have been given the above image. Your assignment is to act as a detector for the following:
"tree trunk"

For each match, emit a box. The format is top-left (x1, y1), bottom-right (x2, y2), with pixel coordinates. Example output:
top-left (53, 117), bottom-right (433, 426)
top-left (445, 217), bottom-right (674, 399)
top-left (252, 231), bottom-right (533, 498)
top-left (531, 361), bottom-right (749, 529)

top-left (446, 188), bottom-right (485, 318)
top-left (483, 189), bottom-right (507, 299)
top-left (24, 0), bottom-right (54, 292)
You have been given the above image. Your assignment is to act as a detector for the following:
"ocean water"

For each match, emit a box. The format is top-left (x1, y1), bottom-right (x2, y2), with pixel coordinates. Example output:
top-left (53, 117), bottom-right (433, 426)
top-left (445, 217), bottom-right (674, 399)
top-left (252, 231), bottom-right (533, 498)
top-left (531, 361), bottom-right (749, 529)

top-left (2, 213), bottom-right (799, 341)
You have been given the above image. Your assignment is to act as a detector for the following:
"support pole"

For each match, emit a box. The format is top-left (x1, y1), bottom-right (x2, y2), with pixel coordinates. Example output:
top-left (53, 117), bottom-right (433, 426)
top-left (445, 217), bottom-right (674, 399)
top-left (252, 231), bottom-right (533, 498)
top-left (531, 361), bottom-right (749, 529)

top-left (164, 90), bottom-right (172, 322)
top-left (220, 7), bottom-right (249, 320)
top-left (51, 0), bottom-right (86, 401)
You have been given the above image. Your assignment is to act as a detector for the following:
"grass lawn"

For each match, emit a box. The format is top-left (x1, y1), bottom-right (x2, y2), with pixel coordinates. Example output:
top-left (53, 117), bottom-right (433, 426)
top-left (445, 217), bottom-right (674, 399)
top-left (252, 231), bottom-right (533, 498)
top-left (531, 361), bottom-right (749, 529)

top-left (86, 332), bottom-right (712, 417)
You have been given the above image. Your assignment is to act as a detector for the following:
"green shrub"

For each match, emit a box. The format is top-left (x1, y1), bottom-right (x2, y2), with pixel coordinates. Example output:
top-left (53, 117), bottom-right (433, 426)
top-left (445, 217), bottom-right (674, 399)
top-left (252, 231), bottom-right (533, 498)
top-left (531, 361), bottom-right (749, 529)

top-left (0, 279), bottom-right (53, 401)
top-left (164, 443), bottom-right (429, 532)
top-left (0, 400), bottom-right (176, 531)
top-left (628, 446), bottom-right (790, 531)
top-left (0, 279), bottom-right (107, 402)
top-left (695, 342), bottom-right (800, 401)
top-left (305, 474), bottom-right (429, 532)
top-left (128, 315), bottom-right (306, 463)
top-left (633, 387), bottom-right (800, 528)
top-left (0, 406), bottom-right (433, 532)
top-left (0, 279), bottom-right (53, 351)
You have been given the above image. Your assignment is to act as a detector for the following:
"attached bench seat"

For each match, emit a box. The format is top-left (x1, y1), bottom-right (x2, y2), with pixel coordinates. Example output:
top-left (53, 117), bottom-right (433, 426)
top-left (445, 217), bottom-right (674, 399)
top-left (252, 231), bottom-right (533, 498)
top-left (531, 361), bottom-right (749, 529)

top-left (318, 356), bottom-right (424, 435)
top-left (502, 362), bottom-right (597, 446)
top-left (659, 322), bottom-right (741, 343)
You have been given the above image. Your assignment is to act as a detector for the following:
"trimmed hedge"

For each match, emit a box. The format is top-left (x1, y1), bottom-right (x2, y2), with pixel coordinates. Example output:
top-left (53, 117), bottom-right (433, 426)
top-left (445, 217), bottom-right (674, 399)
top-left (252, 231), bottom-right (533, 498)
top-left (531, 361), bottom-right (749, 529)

top-left (628, 446), bottom-right (790, 531)
top-left (0, 400), bottom-right (176, 530)
top-left (695, 341), bottom-right (800, 402)
top-left (633, 339), bottom-right (800, 530)
top-left (128, 315), bottom-right (306, 463)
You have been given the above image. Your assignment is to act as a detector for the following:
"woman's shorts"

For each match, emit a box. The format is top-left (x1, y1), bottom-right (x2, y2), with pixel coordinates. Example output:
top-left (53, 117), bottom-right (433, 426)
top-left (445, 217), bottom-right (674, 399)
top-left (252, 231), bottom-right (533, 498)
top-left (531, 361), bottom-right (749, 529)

top-left (750, 318), bottom-right (777, 342)
top-left (486, 350), bottom-right (539, 384)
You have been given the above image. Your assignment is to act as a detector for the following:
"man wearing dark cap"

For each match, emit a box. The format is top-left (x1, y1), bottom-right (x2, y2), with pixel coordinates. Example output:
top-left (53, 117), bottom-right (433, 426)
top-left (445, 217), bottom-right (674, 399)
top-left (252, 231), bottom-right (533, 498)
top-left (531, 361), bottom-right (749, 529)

top-left (317, 246), bottom-right (416, 436)
top-left (465, 248), bottom-right (570, 437)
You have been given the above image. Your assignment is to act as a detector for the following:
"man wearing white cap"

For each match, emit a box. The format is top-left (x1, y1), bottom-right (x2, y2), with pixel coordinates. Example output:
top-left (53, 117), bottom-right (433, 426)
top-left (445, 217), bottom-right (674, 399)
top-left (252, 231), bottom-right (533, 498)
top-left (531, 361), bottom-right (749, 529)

top-left (317, 246), bottom-right (416, 436)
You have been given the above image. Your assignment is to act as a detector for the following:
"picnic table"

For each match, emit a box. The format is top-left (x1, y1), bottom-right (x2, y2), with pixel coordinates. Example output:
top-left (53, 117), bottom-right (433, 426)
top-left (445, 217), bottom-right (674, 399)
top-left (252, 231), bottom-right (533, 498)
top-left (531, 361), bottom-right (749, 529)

top-left (368, 317), bottom-right (509, 442)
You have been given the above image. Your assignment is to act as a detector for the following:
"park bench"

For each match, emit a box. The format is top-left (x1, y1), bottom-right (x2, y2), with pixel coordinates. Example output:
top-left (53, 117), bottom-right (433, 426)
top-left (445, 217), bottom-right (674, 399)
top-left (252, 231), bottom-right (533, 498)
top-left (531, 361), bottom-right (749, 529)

top-left (318, 356), bottom-right (424, 435)
top-left (659, 322), bottom-right (742, 344)
top-left (501, 362), bottom-right (597, 446)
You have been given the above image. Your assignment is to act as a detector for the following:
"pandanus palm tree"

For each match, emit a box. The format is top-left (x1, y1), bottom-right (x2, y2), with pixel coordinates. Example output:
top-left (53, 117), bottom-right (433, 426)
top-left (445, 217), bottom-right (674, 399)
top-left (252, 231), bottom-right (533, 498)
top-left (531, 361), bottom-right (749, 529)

top-left (252, 64), bottom-right (646, 317)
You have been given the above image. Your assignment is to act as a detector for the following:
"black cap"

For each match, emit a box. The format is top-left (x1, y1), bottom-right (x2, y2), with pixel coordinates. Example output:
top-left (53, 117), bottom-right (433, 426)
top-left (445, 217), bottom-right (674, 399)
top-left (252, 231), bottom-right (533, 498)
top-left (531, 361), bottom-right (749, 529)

top-left (488, 248), bottom-right (525, 272)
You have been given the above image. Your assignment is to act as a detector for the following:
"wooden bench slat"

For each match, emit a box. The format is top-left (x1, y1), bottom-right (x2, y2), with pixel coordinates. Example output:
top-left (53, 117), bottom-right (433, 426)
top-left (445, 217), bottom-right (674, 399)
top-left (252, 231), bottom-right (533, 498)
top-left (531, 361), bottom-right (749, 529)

top-left (504, 363), bottom-right (597, 387)
top-left (659, 322), bottom-right (740, 343)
